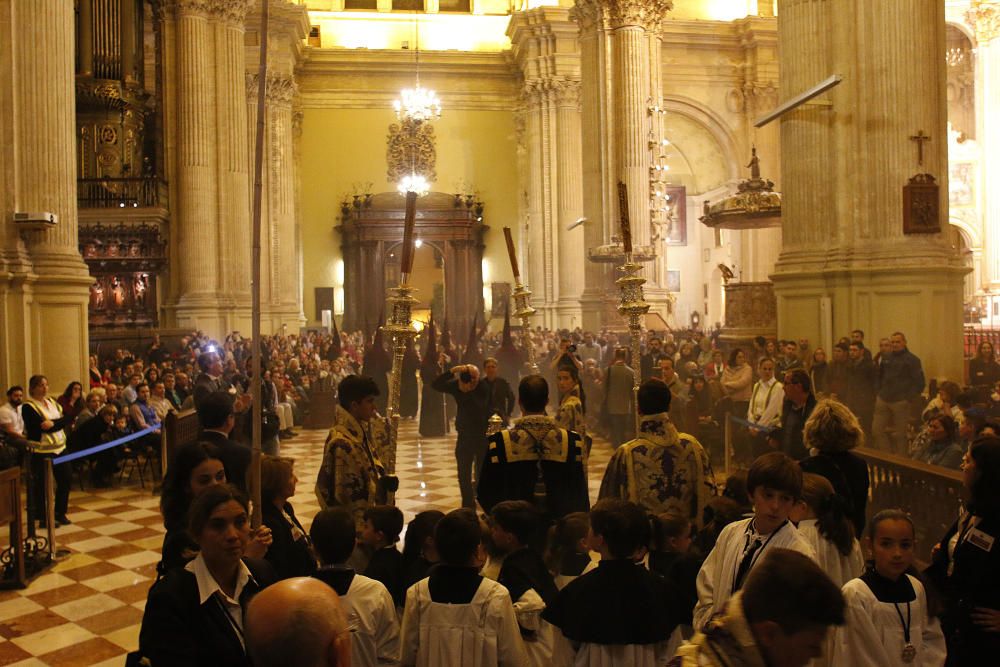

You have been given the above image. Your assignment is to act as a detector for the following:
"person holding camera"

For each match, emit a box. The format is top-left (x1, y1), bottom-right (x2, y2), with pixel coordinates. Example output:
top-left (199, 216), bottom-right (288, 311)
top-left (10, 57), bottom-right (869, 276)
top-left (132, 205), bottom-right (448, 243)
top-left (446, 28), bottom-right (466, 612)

top-left (431, 363), bottom-right (491, 509)
top-left (549, 337), bottom-right (583, 375)
top-left (315, 375), bottom-right (396, 533)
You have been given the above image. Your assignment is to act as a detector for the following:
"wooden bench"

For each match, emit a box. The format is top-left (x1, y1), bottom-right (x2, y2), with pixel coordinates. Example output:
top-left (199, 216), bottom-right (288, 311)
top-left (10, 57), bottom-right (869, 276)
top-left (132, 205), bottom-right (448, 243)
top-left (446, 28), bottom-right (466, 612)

top-left (160, 409), bottom-right (201, 478)
top-left (304, 391), bottom-right (337, 430)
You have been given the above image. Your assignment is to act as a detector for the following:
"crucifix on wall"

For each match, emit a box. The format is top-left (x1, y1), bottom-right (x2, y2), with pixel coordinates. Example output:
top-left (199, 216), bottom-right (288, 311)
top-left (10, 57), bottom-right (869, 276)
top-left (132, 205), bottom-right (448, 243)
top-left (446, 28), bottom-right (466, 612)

top-left (909, 130), bottom-right (931, 166)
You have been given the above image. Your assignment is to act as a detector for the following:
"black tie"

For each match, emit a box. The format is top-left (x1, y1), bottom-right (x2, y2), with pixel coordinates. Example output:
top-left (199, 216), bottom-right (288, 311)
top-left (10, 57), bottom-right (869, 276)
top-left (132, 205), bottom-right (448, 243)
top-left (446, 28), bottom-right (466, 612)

top-left (733, 536), bottom-right (764, 592)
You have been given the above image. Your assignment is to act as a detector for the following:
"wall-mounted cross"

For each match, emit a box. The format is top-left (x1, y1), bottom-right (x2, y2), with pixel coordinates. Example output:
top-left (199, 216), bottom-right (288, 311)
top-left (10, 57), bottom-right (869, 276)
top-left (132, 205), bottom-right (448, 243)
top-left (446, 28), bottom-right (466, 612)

top-left (910, 130), bottom-right (931, 166)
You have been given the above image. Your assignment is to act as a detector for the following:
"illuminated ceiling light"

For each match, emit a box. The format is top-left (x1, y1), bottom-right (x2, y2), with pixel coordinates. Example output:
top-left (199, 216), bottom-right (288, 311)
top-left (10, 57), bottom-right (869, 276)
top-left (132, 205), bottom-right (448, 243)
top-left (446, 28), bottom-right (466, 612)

top-left (415, 238), bottom-right (423, 248)
top-left (398, 173), bottom-right (430, 196)
top-left (393, 85), bottom-right (441, 122)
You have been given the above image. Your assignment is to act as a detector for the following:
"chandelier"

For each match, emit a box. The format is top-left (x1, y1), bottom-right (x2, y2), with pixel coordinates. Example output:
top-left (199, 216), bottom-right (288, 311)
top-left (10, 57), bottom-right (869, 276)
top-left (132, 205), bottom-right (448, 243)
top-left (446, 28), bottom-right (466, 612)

top-left (397, 172), bottom-right (430, 196)
top-left (394, 85), bottom-right (441, 123)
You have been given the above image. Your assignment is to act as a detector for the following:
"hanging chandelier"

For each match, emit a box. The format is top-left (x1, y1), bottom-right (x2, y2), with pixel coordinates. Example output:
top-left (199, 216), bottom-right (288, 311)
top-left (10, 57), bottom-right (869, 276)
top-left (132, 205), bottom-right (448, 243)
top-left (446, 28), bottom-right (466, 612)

top-left (394, 85), bottom-right (441, 123)
top-left (397, 172), bottom-right (430, 196)
top-left (393, 13), bottom-right (442, 123)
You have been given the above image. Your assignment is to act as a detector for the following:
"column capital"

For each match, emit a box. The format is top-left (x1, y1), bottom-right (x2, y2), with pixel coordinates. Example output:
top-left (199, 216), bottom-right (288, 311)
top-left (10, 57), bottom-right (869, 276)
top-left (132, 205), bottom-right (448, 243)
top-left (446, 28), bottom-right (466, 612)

top-left (246, 72), bottom-right (297, 106)
top-left (968, 0), bottom-right (1000, 43)
top-left (570, 0), bottom-right (605, 34)
top-left (155, 0), bottom-right (254, 24)
top-left (607, 0), bottom-right (673, 31)
top-left (549, 78), bottom-right (582, 109)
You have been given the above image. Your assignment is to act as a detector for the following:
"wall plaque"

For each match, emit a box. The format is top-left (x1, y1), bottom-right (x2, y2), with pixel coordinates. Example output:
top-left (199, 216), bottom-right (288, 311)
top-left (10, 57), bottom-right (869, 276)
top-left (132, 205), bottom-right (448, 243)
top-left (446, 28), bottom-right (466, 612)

top-left (903, 173), bottom-right (940, 234)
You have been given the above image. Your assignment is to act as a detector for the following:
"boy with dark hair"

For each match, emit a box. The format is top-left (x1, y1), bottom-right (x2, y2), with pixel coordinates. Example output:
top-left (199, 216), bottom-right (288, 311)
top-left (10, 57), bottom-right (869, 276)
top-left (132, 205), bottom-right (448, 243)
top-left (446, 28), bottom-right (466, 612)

top-left (693, 452), bottom-right (816, 632)
top-left (316, 374), bottom-right (386, 531)
top-left (675, 549), bottom-right (845, 667)
top-left (196, 390), bottom-right (251, 493)
top-left (400, 508), bottom-right (528, 666)
top-left (362, 504), bottom-right (405, 607)
top-left (491, 501), bottom-right (559, 664)
top-left (543, 499), bottom-right (679, 664)
top-left (310, 507), bottom-right (401, 666)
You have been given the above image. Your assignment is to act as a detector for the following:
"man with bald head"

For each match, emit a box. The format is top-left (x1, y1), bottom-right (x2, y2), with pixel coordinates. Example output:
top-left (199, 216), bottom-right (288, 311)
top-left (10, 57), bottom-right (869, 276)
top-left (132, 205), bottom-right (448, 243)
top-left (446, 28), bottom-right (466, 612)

top-left (246, 577), bottom-right (352, 667)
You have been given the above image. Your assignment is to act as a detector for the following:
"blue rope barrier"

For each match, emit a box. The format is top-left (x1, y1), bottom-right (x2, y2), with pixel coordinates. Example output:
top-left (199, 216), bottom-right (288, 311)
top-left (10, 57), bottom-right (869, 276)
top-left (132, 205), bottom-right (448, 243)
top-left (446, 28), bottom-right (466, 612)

top-left (727, 414), bottom-right (776, 434)
top-left (51, 425), bottom-right (159, 466)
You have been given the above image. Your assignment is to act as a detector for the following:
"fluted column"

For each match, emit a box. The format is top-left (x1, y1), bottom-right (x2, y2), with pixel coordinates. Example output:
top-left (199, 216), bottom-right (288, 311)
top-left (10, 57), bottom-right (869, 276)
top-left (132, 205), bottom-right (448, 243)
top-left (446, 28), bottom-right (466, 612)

top-left (161, 0), bottom-right (254, 336)
top-left (773, 0), bottom-right (965, 380)
top-left (0, 0), bottom-right (90, 388)
top-left (508, 7), bottom-right (584, 329)
top-left (969, 2), bottom-right (1000, 288)
top-left (554, 80), bottom-right (585, 327)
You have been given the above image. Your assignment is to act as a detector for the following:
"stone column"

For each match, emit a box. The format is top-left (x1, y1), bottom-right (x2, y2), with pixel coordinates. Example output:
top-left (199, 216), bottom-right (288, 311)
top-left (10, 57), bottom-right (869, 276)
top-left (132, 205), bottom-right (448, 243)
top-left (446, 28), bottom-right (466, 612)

top-left (554, 80), bottom-right (585, 328)
top-left (969, 2), bottom-right (1000, 290)
top-left (572, 0), bottom-right (612, 330)
top-left (508, 8), bottom-right (584, 329)
top-left (773, 0), bottom-right (966, 380)
top-left (0, 0), bottom-right (91, 388)
top-left (160, 0), bottom-right (253, 337)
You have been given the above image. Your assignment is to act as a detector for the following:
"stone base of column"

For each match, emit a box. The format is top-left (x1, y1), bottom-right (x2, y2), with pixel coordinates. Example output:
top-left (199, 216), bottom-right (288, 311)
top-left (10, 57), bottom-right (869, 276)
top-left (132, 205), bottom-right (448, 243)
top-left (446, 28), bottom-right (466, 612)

top-left (643, 286), bottom-right (675, 328)
top-left (172, 294), bottom-right (253, 340)
top-left (772, 264), bottom-right (968, 381)
top-left (261, 305), bottom-right (307, 334)
top-left (579, 288), bottom-right (607, 332)
top-left (1, 255), bottom-right (92, 390)
top-left (554, 300), bottom-right (584, 330)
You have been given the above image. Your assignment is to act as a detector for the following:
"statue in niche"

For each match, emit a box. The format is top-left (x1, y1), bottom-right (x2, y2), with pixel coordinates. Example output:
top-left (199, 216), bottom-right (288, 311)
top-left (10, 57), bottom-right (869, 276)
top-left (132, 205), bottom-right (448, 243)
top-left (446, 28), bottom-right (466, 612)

top-left (111, 276), bottom-right (126, 308)
top-left (134, 275), bottom-right (148, 308)
top-left (91, 281), bottom-right (105, 309)
top-left (746, 146), bottom-right (761, 181)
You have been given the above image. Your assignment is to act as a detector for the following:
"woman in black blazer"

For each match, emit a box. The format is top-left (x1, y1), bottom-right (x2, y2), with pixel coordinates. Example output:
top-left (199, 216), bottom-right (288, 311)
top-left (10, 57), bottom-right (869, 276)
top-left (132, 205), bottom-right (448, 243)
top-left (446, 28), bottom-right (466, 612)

top-left (260, 455), bottom-right (316, 579)
top-left (139, 484), bottom-right (275, 667)
top-left (927, 436), bottom-right (1000, 665)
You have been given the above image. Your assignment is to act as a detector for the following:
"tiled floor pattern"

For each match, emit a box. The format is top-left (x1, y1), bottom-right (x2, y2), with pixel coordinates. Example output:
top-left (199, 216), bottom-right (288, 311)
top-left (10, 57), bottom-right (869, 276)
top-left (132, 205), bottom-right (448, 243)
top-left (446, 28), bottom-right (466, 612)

top-left (0, 420), bottom-right (617, 666)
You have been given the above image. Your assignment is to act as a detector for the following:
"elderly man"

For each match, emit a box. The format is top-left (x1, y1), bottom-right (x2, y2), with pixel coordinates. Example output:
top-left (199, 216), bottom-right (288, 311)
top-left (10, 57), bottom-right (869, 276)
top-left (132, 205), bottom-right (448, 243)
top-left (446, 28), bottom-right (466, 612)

top-left (657, 358), bottom-right (689, 432)
top-left (246, 577), bottom-right (352, 667)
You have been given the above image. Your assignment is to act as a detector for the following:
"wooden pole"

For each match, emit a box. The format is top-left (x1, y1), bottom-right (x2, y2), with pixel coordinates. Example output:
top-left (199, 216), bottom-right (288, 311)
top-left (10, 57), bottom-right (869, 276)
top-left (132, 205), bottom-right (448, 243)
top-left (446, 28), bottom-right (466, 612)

top-left (249, 0), bottom-right (270, 528)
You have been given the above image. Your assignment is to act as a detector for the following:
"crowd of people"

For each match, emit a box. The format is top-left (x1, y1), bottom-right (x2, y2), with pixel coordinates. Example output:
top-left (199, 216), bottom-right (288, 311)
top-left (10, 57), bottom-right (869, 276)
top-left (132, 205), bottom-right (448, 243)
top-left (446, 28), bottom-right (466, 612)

top-left (1, 323), bottom-right (998, 666)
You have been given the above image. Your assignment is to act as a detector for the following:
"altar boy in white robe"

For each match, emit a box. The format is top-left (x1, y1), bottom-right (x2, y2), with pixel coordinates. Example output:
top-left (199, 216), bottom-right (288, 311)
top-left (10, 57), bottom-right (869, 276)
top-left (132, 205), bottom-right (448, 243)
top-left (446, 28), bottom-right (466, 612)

top-left (400, 508), bottom-right (528, 667)
top-left (542, 499), bottom-right (680, 666)
top-left (693, 452), bottom-right (816, 632)
top-left (831, 509), bottom-right (947, 667)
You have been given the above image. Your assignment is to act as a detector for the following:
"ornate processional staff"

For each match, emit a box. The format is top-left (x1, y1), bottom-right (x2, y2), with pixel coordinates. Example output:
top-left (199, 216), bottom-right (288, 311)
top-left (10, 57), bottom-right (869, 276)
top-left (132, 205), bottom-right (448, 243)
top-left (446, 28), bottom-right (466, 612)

top-left (503, 227), bottom-right (539, 374)
top-left (615, 182), bottom-right (650, 435)
top-left (383, 191), bottom-right (420, 503)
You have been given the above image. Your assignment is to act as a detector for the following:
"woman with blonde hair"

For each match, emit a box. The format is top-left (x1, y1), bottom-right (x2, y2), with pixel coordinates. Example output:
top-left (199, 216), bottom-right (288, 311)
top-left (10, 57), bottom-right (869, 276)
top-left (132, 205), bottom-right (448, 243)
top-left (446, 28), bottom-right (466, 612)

top-left (800, 398), bottom-right (870, 537)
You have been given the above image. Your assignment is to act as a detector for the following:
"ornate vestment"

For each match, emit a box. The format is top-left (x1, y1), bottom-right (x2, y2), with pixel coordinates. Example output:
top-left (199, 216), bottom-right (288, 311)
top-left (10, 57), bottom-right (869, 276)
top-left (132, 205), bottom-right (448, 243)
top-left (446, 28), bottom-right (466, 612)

top-left (315, 405), bottom-right (385, 530)
top-left (599, 413), bottom-right (715, 527)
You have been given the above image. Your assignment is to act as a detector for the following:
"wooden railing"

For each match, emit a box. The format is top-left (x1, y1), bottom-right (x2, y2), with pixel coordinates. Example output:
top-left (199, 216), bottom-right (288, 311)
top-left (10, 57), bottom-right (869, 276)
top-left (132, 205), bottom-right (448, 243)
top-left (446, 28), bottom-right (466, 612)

top-left (161, 409), bottom-right (200, 478)
top-left (855, 446), bottom-right (964, 564)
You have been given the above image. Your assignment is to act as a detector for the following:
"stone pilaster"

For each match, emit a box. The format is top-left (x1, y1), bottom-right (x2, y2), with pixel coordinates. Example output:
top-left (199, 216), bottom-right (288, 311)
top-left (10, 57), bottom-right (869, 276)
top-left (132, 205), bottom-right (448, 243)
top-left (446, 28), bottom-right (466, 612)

top-left (0, 0), bottom-right (91, 389)
top-left (969, 1), bottom-right (1000, 289)
top-left (508, 8), bottom-right (584, 329)
top-left (773, 0), bottom-right (966, 380)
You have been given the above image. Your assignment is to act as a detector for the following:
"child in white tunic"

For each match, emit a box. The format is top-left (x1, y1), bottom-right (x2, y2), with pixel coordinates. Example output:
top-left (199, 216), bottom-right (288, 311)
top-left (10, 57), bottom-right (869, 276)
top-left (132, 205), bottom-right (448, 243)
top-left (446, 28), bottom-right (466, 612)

top-left (694, 452), bottom-right (817, 632)
top-left (831, 510), bottom-right (947, 667)
top-left (790, 473), bottom-right (864, 588)
top-left (400, 509), bottom-right (527, 667)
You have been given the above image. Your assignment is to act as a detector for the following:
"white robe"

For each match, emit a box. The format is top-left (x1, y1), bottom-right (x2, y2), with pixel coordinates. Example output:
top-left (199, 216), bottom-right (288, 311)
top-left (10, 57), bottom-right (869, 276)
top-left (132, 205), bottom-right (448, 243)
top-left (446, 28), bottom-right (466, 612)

top-left (796, 519), bottom-right (865, 588)
top-left (342, 574), bottom-right (401, 666)
top-left (831, 574), bottom-right (947, 667)
top-left (567, 643), bottom-right (671, 667)
top-left (512, 588), bottom-right (554, 667)
top-left (400, 577), bottom-right (528, 667)
top-left (693, 518), bottom-right (817, 632)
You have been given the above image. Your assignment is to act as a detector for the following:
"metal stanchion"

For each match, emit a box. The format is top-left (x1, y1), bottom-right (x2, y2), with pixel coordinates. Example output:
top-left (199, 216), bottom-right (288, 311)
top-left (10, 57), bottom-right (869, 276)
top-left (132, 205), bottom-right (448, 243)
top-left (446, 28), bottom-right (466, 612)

top-left (724, 412), bottom-right (732, 478)
top-left (43, 459), bottom-right (55, 558)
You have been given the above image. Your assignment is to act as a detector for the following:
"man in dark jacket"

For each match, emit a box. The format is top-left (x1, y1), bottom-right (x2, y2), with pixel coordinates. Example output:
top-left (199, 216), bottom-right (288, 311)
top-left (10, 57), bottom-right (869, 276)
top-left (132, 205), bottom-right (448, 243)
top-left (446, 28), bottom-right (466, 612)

top-left (431, 363), bottom-right (490, 508)
top-left (845, 341), bottom-right (877, 435)
top-left (772, 369), bottom-right (817, 460)
top-left (482, 357), bottom-right (516, 424)
top-left (196, 391), bottom-right (251, 494)
top-left (871, 331), bottom-right (925, 454)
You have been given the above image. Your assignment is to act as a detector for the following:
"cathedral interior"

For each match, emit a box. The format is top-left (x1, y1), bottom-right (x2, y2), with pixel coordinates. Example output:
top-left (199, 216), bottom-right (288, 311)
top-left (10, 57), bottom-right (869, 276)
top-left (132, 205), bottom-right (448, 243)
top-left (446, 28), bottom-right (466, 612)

top-left (0, 0), bottom-right (996, 663)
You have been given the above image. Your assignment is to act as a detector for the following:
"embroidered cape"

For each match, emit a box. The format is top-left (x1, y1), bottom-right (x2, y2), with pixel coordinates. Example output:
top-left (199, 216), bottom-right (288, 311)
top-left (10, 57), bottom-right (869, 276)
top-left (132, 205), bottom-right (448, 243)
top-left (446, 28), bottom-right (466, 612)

top-left (315, 405), bottom-right (385, 530)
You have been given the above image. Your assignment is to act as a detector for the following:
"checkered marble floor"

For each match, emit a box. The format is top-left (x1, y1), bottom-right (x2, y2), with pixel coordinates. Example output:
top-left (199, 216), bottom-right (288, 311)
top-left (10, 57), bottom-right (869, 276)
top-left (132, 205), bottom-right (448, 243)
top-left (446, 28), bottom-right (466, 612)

top-left (0, 419), bottom-right (617, 666)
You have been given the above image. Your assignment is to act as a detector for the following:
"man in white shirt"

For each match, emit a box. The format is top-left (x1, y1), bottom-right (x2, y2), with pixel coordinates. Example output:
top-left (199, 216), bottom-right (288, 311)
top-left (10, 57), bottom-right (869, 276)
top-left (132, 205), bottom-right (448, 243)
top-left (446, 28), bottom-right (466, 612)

top-left (748, 357), bottom-right (784, 429)
top-left (0, 386), bottom-right (27, 447)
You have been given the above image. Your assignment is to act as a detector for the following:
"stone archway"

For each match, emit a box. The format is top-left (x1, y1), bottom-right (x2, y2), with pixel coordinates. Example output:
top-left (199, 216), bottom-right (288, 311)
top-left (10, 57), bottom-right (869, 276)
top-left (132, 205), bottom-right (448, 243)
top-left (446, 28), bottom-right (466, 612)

top-left (337, 191), bottom-right (486, 338)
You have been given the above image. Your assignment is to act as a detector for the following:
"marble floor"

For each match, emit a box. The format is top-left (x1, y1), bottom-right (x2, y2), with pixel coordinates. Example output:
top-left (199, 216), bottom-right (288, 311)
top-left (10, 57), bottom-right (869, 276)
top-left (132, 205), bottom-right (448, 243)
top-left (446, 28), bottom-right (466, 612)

top-left (0, 420), bottom-right (616, 666)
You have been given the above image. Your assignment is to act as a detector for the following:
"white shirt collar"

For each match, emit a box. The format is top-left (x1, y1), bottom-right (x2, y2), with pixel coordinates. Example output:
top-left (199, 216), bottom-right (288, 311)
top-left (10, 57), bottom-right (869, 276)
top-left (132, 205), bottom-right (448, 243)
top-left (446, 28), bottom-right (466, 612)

top-left (185, 552), bottom-right (253, 606)
top-left (758, 377), bottom-right (777, 388)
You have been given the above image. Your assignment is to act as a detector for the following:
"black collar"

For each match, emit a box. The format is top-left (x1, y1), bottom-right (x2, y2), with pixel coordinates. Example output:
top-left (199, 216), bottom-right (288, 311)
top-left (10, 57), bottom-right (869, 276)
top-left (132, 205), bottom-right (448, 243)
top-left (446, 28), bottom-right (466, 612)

top-left (860, 568), bottom-right (916, 603)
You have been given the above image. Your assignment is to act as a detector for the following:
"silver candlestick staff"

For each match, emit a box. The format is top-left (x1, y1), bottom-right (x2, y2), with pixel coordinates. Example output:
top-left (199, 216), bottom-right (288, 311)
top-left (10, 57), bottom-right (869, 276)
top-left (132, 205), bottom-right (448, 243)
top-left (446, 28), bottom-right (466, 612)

top-left (615, 182), bottom-right (650, 435)
top-left (384, 191), bottom-right (420, 502)
top-left (503, 226), bottom-right (539, 374)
